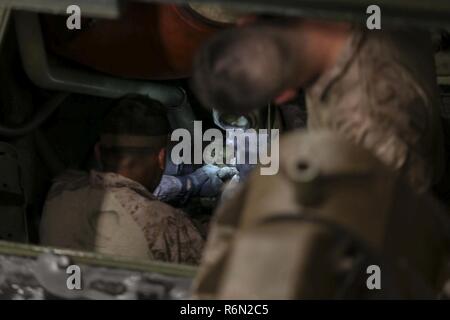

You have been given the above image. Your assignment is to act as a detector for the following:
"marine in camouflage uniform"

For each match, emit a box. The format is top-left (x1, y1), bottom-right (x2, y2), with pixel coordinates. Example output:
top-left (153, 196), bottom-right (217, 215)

top-left (190, 16), bottom-right (449, 298)
top-left (305, 27), bottom-right (445, 192)
top-left (40, 95), bottom-right (205, 265)
top-left (192, 20), bottom-right (445, 192)
top-left (40, 170), bottom-right (204, 265)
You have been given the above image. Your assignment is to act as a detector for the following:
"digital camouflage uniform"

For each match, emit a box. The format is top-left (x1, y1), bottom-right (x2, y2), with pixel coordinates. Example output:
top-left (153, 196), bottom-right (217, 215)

top-left (193, 27), bottom-right (450, 299)
top-left (40, 170), bottom-right (205, 265)
top-left (306, 27), bottom-right (445, 192)
top-left (194, 130), bottom-right (450, 299)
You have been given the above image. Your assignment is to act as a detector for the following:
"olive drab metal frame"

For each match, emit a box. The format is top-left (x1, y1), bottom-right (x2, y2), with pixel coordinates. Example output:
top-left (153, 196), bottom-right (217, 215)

top-left (0, 240), bottom-right (197, 299)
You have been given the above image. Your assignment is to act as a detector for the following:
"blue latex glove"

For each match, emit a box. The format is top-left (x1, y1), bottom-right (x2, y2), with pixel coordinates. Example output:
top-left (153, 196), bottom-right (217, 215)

top-left (154, 175), bottom-right (185, 203)
top-left (154, 165), bottom-right (238, 203)
top-left (192, 165), bottom-right (225, 198)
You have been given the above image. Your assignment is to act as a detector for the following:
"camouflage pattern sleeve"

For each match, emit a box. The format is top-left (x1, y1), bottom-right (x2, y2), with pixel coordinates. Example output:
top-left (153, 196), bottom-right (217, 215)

top-left (112, 187), bottom-right (205, 265)
top-left (144, 205), bottom-right (206, 265)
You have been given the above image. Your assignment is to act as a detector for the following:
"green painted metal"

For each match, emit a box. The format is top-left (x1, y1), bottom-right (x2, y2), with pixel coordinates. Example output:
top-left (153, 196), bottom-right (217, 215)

top-left (0, 240), bottom-right (197, 278)
top-left (0, 0), bottom-right (120, 18)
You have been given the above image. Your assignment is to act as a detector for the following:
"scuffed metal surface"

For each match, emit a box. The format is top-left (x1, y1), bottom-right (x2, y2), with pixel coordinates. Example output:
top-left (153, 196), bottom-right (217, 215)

top-left (0, 255), bottom-right (47, 300)
top-left (0, 249), bottom-right (194, 300)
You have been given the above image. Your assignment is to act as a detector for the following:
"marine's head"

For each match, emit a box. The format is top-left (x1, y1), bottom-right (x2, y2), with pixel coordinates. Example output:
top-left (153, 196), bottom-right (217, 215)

top-left (191, 14), bottom-right (351, 115)
top-left (191, 24), bottom-right (295, 115)
top-left (96, 95), bottom-right (170, 192)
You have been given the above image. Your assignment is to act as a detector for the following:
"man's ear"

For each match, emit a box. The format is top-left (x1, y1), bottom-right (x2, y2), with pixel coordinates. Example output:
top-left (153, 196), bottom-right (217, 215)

top-left (157, 148), bottom-right (166, 171)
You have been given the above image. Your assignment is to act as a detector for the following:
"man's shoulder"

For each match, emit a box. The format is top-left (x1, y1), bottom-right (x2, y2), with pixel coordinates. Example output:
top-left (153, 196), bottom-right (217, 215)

top-left (111, 185), bottom-right (183, 219)
top-left (46, 170), bottom-right (90, 201)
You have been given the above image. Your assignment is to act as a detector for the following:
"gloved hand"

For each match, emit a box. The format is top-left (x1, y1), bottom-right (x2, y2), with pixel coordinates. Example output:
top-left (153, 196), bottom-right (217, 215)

top-left (200, 165), bottom-right (224, 198)
top-left (155, 165), bottom-right (240, 203)
top-left (190, 164), bottom-right (239, 198)
top-left (187, 164), bottom-right (220, 198)
top-left (153, 175), bottom-right (185, 203)
top-left (217, 166), bottom-right (239, 180)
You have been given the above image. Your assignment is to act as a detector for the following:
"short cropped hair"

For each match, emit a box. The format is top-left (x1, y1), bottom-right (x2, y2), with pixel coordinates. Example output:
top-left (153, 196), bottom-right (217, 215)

top-left (191, 26), bottom-right (292, 115)
top-left (99, 95), bottom-right (171, 171)
top-left (101, 95), bottom-right (170, 136)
